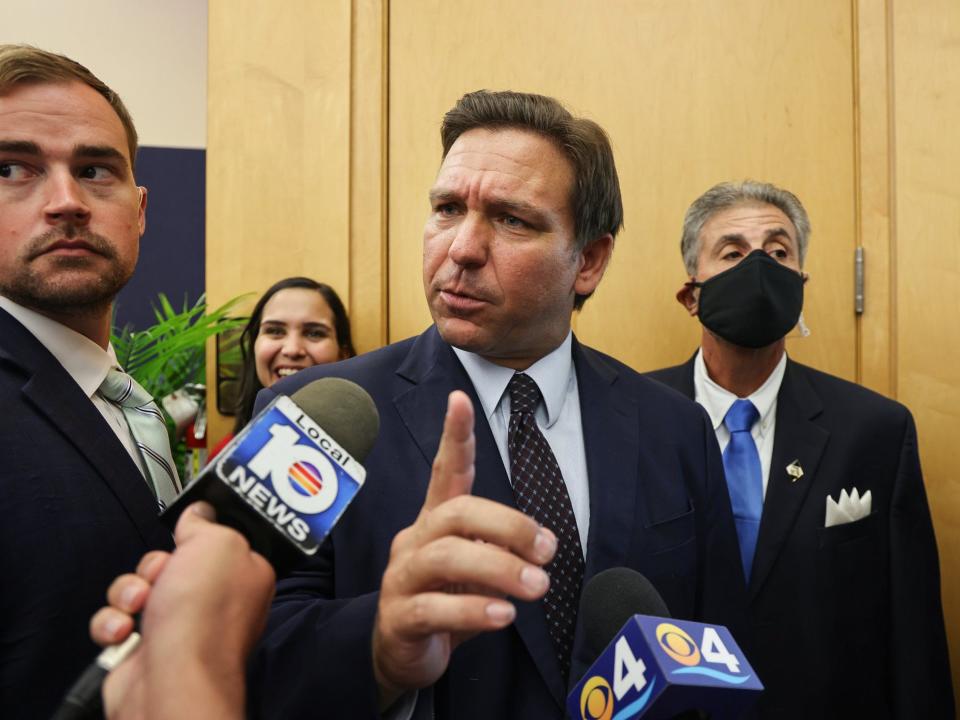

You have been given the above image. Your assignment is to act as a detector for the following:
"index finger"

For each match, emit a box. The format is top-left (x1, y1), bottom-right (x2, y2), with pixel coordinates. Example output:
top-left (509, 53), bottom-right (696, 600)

top-left (422, 390), bottom-right (476, 511)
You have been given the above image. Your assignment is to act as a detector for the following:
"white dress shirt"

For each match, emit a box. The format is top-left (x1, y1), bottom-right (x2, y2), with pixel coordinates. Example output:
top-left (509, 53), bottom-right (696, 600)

top-left (453, 331), bottom-right (591, 555)
top-left (0, 296), bottom-right (147, 477)
top-left (692, 348), bottom-right (787, 499)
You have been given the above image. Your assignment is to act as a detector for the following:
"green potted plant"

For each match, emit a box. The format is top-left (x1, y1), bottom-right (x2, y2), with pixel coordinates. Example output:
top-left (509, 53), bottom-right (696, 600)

top-left (112, 293), bottom-right (249, 476)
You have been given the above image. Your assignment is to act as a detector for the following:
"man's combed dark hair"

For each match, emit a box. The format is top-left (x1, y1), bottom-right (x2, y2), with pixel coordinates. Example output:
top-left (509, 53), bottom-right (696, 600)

top-left (440, 90), bottom-right (624, 310)
top-left (0, 44), bottom-right (139, 169)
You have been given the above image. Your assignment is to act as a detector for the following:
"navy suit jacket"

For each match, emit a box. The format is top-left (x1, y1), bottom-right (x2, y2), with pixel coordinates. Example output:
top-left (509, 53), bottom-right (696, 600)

top-left (0, 308), bottom-right (174, 719)
top-left (249, 327), bottom-right (744, 719)
top-left (646, 356), bottom-right (954, 719)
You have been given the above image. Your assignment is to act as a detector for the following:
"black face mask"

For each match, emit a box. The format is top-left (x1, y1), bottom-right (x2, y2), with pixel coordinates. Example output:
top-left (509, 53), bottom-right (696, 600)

top-left (693, 249), bottom-right (804, 349)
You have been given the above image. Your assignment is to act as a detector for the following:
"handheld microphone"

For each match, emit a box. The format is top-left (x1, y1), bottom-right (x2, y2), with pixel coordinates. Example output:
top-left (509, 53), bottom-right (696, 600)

top-left (568, 569), bottom-right (762, 720)
top-left (162, 376), bottom-right (380, 573)
top-left (52, 377), bottom-right (380, 720)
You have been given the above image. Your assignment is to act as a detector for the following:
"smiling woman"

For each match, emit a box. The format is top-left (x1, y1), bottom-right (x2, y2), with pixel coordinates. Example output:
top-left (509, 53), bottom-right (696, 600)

top-left (211, 276), bottom-right (355, 457)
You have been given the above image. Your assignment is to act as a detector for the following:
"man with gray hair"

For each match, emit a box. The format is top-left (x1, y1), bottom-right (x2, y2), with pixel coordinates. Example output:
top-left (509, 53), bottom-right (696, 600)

top-left (647, 180), bottom-right (953, 718)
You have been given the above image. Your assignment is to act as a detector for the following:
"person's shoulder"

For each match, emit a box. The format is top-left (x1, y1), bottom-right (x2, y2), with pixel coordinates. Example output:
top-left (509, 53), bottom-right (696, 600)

top-left (788, 360), bottom-right (912, 422)
top-left (576, 343), bottom-right (703, 418)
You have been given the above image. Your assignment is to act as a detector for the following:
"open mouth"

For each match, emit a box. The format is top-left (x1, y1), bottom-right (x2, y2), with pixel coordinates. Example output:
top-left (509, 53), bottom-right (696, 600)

top-left (275, 368), bottom-right (303, 377)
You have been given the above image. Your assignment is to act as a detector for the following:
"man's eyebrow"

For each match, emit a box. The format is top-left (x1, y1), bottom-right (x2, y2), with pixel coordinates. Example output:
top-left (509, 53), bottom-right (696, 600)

top-left (73, 144), bottom-right (128, 165)
top-left (428, 188), bottom-right (459, 205)
top-left (0, 140), bottom-right (41, 155)
top-left (488, 198), bottom-right (544, 218)
top-left (428, 189), bottom-right (547, 218)
top-left (716, 227), bottom-right (794, 245)
top-left (763, 227), bottom-right (794, 242)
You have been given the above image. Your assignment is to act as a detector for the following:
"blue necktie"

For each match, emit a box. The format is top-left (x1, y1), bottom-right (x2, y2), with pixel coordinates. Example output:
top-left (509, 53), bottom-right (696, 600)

top-left (722, 399), bottom-right (762, 582)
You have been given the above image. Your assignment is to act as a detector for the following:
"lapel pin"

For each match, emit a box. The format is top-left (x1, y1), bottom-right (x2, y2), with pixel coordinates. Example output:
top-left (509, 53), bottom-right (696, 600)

top-left (786, 460), bottom-right (803, 482)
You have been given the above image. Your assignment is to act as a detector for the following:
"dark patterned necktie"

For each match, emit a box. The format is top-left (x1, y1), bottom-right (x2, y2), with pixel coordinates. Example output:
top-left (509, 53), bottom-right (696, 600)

top-left (507, 372), bottom-right (584, 679)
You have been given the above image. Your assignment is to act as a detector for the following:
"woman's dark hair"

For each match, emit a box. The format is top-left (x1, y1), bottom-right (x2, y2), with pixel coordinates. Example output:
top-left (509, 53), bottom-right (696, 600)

top-left (233, 277), bottom-right (355, 433)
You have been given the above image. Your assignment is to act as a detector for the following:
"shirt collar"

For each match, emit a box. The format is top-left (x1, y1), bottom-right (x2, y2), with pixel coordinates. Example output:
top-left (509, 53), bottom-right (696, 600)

top-left (452, 331), bottom-right (574, 428)
top-left (693, 347), bottom-right (786, 435)
top-left (0, 296), bottom-right (117, 398)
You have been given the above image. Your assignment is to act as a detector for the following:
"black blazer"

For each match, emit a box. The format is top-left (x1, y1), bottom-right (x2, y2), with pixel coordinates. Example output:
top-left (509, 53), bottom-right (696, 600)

top-left (249, 327), bottom-right (744, 719)
top-left (647, 355), bottom-right (954, 719)
top-left (0, 308), bottom-right (174, 719)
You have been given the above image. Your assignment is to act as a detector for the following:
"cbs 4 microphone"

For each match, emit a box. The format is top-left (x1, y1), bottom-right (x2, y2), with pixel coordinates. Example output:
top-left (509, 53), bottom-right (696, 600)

top-left (52, 377), bottom-right (380, 720)
top-left (568, 568), bottom-right (763, 720)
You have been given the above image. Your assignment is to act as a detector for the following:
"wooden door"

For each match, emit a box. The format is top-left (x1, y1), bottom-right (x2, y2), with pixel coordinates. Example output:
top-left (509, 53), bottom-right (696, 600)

top-left (386, 0), bottom-right (858, 378)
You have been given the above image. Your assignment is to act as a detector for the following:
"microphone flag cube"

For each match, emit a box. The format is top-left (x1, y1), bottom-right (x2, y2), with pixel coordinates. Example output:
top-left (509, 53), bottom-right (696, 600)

top-left (164, 395), bottom-right (366, 571)
top-left (568, 615), bottom-right (763, 720)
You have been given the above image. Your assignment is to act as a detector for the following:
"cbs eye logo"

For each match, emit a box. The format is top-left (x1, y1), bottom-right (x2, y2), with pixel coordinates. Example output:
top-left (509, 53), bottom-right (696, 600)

top-left (655, 623), bottom-right (701, 666)
top-left (579, 676), bottom-right (614, 720)
top-left (655, 622), bottom-right (747, 683)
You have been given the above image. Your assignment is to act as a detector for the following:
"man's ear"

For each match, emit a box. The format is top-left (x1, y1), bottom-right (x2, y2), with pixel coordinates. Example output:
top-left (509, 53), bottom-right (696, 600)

top-left (676, 279), bottom-right (699, 317)
top-left (137, 186), bottom-right (148, 236)
top-left (573, 234), bottom-right (614, 297)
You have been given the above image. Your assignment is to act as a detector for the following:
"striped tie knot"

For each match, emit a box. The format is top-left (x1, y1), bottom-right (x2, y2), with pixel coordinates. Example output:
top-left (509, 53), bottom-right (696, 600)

top-left (98, 367), bottom-right (180, 508)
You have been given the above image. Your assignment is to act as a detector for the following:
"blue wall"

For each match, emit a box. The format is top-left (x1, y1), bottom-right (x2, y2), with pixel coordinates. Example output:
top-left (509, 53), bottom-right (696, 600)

top-left (114, 146), bottom-right (206, 331)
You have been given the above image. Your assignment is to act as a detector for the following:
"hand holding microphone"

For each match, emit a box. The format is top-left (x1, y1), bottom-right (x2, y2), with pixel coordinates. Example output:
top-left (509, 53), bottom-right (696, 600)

top-left (89, 502), bottom-right (275, 720)
top-left (56, 377), bottom-right (380, 719)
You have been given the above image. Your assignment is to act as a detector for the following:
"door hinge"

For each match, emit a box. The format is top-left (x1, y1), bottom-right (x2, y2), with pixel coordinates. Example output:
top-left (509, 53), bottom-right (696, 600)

top-left (854, 247), bottom-right (865, 315)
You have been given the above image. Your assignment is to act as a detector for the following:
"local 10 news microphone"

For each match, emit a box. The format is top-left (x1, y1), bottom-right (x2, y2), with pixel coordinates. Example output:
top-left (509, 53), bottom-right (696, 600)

top-left (568, 569), bottom-right (763, 720)
top-left (52, 377), bottom-right (380, 720)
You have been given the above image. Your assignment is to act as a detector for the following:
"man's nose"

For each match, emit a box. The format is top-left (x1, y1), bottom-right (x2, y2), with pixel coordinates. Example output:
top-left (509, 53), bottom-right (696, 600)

top-left (448, 213), bottom-right (489, 267)
top-left (44, 171), bottom-right (91, 225)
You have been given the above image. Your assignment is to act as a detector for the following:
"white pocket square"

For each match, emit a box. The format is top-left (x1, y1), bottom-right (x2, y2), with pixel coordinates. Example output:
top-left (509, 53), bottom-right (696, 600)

top-left (824, 487), bottom-right (872, 528)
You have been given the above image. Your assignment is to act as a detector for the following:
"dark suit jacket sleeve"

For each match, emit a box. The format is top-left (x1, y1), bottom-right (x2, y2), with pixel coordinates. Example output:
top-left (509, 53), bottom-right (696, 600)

top-left (247, 385), bottom-right (384, 719)
top-left (888, 411), bottom-right (954, 717)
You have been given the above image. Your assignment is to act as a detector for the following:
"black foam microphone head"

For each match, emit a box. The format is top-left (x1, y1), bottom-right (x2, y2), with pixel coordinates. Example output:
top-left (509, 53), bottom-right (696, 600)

top-left (291, 377), bottom-right (380, 462)
top-left (579, 568), bottom-right (671, 664)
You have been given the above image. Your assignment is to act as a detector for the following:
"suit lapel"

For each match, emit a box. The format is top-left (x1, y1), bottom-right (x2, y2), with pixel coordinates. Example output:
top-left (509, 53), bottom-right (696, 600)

top-left (0, 310), bottom-right (163, 544)
top-left (392, 328), bottom-right (566, 706)
top-left (749, 361), bottom-right (828, 599)
top-left (577, 340), bottom-right (639, 578)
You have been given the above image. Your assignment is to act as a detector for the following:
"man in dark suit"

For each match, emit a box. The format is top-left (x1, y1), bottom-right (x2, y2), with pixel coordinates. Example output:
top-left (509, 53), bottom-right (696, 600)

top-left (0, 45), bottom-right (175, 717)
top-left (249, 91), bottom-right (744, 719)
top-left (647, 180), bottom-right (953, 718)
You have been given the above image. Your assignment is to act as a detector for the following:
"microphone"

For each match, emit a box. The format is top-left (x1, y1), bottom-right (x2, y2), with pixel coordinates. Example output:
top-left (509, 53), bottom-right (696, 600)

top-left (568, 569), bottom-right (762, 720)
top-left (52, 377), bottom-right (380, 720)
top-left (161, 376), bottom-right (380, 574)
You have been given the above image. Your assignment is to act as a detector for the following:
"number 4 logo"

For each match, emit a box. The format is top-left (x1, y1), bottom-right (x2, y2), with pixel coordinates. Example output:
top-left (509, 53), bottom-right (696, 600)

top-left (613, 636), bottom-right (648, 699)
top-left (700, 627), bottom-right (741, 673)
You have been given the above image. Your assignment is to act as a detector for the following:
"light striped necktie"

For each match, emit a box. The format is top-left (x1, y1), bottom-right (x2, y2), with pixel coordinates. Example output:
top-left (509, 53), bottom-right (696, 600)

top-left (99, 367), bottom-right (181, 510)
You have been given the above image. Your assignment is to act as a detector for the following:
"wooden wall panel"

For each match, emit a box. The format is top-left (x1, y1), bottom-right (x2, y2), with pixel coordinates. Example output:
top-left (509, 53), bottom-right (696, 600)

top-left (205, 0), bottom-right (386, 443)
top-left (387, 0), bottom-right (858, 380)
top-left (205, 6), bottom-right (958, 698)
top-left (892, 0), bottom-right (960, 694)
